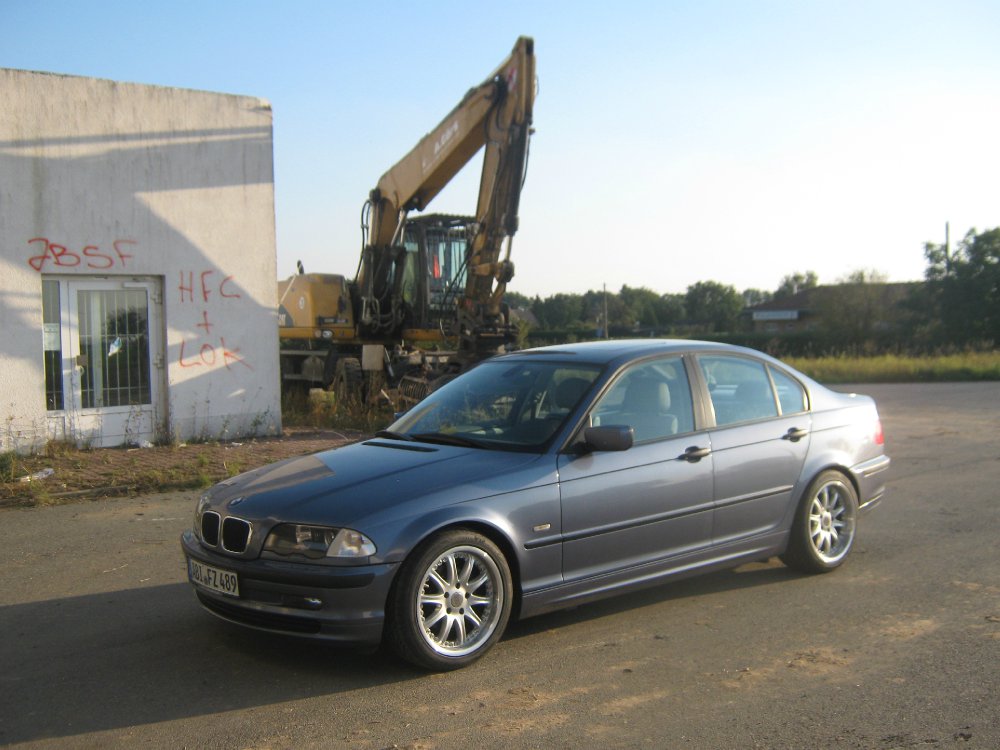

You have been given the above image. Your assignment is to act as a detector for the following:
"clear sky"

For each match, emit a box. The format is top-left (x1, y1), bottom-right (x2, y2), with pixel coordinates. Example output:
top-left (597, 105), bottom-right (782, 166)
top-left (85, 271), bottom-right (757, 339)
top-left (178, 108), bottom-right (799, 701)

top-left (3, 0), bottom-right (998, 298)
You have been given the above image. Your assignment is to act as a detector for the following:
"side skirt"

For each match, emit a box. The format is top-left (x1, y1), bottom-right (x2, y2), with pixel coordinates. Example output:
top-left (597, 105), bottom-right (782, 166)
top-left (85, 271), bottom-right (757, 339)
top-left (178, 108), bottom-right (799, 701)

top-left (518, 531), bottom-right (788, 619)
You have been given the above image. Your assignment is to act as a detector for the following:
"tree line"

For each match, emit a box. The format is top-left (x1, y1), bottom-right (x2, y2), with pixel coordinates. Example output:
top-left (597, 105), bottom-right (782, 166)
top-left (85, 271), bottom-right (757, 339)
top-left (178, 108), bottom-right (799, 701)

top-left (506, 227), bottom-right (1000, 354)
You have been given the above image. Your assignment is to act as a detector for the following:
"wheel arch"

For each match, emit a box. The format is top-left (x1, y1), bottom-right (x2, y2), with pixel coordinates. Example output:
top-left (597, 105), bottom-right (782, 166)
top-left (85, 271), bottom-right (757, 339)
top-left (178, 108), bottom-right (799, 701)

top-left (387, 517), bottom-right (524, 620)
top-left (807, 462), bottom-right (861, 499)
top-left (796, 458), bottom-right (861, 507)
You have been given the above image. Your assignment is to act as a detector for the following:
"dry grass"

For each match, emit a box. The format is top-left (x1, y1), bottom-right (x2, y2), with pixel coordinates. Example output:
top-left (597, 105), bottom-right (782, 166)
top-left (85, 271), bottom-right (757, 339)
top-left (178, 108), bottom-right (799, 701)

top-left (0, 427), bottom-right (362, 508)
top-left (2, 384), bottom-right (390, 508)
top-left (785, 351), bottom-right (1000, 383)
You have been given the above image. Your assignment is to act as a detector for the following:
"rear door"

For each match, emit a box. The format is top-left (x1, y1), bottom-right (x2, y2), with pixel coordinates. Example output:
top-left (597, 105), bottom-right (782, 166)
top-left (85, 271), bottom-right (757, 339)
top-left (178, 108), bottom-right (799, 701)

top-left (696, 354), bottom-right (811, 544)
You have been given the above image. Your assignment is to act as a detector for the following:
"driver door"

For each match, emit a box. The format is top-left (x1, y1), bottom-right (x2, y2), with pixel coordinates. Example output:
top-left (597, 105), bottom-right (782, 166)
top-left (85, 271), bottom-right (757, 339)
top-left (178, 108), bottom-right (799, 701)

top-left (557, 356), bottom-right (714, 582)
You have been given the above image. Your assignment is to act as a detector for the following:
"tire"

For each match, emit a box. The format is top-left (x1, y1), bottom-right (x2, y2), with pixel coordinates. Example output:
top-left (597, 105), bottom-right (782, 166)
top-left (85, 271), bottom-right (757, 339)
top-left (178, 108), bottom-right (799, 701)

top-left (387, 530), bottom-right (513, 671)
top-left (780, 470), bottom-right (859, 574)
top-left (332, 356), bottom-right (363, 407)
top-left (322, 352), bottom-right (340, 390)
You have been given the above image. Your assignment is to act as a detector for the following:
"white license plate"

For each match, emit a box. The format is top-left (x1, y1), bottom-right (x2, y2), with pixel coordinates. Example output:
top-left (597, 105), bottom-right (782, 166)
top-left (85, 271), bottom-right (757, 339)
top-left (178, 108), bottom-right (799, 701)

top-left (188, 558), bottom-right (239, 597)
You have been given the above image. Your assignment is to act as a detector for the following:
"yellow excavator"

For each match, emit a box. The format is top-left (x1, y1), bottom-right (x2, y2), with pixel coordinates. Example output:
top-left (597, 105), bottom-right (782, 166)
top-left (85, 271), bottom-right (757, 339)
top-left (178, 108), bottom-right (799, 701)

top-left (278, 36), bottom-right (535, 405)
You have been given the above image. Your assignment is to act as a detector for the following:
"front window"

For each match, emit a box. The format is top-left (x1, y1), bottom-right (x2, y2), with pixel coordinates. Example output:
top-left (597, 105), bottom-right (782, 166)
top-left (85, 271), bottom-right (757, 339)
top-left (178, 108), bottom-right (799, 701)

top-left (389, 360), bottom-right (602, 451)
top-left (403, 220), bottom-right (469, 314)
top-left (425, 231), bottom-right (468, 312)
top-left (590, 356), bottom-right (694, 442)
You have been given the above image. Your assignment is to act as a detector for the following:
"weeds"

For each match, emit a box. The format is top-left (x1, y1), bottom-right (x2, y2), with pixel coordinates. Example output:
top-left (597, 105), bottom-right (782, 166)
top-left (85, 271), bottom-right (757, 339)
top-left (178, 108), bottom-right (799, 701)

top-left (27, 483), bottom-right (55, 506)
top-left (44, 440), bottom-right (79, 459)
top-left (281, 383), bottom-right (393, 431)
top-left (0, 451), bottom-right (16, 483)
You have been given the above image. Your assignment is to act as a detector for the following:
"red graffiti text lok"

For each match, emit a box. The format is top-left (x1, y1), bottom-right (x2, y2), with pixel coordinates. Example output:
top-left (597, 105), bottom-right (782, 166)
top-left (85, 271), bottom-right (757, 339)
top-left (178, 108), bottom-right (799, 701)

top-left (178, 338), bottom-right (252, 371)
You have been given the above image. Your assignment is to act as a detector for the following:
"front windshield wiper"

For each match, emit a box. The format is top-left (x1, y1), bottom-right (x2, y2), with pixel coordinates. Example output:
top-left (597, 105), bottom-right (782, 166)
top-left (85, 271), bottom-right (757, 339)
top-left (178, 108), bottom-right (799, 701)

top-left (373, 430), bottom-right (415, 442)
top-left (412, 432), bottom-right (488, 449)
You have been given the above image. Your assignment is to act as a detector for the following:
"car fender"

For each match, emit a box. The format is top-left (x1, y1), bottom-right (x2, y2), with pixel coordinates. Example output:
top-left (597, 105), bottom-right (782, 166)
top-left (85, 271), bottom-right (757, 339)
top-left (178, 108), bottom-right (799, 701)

top-left (369, 483), bottom-right (564, 596)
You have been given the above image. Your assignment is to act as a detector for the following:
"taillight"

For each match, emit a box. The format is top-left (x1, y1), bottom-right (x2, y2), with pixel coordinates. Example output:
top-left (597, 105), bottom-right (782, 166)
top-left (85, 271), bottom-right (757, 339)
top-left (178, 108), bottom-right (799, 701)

top-left (874, 419), bottom-right (885, 445)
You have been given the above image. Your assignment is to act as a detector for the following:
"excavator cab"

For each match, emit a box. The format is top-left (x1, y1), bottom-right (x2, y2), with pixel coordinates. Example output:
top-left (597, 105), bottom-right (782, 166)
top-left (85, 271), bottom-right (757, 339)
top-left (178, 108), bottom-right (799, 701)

top-left (401, 214), bottom-right (471, 330)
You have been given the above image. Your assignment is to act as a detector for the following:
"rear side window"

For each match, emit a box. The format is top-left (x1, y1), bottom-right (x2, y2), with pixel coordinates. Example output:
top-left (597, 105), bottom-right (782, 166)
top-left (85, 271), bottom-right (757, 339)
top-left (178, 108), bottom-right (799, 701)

top-left (769, 366), bottom-right (807, 415)
top-left (699, 355), bottom-right (778, 426)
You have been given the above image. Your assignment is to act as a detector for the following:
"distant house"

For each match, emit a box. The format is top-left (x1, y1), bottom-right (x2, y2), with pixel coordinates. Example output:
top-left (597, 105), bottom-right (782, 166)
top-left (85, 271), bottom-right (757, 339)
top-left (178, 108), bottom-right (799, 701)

top-left (747, 283), bottom-right (919, 333)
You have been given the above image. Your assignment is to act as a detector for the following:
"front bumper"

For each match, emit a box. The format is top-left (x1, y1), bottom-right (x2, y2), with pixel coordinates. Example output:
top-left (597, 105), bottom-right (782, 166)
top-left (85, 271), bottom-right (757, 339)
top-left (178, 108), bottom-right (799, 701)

top-left (181, 530), bottom-right (398, 645)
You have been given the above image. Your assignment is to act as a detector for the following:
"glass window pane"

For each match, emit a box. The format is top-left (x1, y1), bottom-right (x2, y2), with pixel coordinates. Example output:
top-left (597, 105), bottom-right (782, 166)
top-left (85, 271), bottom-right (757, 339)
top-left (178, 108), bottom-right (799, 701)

top-left (770, 366), bottom-right (808, 415)
top-left (700, 355), bottom-right (778, 426)
top-left (42, 279), bottom-right (64, 411)
top-left (392, 361), bottom-right (601, 450)
top-left (78, 289), bottom-right (151, 409)
top-left (427, 232), bottom-right (468, 311)
top-left (591, 357), bottom-right (694, 442)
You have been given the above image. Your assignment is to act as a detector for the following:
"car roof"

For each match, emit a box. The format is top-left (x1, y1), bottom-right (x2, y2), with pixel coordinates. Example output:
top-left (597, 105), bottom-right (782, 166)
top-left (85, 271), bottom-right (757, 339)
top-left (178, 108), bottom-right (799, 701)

top-left (494, 338), bottom-right (831, 403)
top-left (497, 339), bottom-right (754, 367)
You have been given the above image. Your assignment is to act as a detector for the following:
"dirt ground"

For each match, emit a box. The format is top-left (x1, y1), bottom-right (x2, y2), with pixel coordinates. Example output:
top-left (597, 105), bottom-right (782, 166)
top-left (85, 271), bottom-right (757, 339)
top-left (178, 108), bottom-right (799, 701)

top-left (0, 426), bottom-right (365, 508)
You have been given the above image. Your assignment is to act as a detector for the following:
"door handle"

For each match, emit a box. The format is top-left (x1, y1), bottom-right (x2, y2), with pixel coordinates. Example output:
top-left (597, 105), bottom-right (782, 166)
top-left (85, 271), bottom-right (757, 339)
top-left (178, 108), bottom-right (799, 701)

top-left (679, 446), bottom-right (711, 462)
top-left (782, 427), bottom-right (809, 442)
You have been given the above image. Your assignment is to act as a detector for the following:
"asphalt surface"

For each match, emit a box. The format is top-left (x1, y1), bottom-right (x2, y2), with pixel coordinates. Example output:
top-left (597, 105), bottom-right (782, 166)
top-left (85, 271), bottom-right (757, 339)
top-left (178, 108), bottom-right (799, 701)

top-left (1, 383), bottom-right (998, 749)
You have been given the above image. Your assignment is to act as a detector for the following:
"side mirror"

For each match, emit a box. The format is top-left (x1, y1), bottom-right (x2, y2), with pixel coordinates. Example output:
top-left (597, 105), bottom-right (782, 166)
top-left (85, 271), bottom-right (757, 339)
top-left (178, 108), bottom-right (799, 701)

top-left (582, 425), bottom-right (634, 453)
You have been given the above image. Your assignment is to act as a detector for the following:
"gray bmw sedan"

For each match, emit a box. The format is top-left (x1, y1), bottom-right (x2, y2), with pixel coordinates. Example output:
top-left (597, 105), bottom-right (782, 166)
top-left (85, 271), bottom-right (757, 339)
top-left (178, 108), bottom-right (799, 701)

top-left (182, 340), bottom-right (889, 670)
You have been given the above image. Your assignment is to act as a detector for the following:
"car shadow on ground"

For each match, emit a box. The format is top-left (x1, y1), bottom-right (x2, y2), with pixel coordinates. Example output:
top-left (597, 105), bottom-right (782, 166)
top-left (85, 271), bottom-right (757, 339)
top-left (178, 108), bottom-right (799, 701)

top-left (0, 560), bottom-right (798, 744)
top-left (0, 583), bottom-right (415, 745)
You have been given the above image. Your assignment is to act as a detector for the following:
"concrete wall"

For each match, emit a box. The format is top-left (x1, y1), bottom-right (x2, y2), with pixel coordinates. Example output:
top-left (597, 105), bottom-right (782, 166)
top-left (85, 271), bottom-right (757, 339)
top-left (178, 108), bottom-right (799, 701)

top-left (0, 69), bottom-right (281, 451)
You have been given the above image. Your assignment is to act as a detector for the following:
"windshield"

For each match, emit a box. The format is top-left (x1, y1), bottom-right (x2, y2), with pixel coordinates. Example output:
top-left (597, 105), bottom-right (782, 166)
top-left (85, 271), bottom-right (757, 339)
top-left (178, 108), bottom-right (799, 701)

top-left (388, 360), bottom-right (602, 451)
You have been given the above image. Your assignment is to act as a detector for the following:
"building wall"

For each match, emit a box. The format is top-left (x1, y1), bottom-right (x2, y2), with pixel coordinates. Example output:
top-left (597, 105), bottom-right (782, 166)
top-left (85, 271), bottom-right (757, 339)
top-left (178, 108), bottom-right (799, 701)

top-left (0, 69), bottom-right (281, 451)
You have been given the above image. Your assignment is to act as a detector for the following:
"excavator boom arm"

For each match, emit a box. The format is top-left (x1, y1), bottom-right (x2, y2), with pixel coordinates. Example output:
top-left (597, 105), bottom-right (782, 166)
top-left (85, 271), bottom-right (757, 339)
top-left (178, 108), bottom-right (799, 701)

top-left (466, 42), bottom-right (534, 313)
top-left (367, 36), bottom-right (534, 247)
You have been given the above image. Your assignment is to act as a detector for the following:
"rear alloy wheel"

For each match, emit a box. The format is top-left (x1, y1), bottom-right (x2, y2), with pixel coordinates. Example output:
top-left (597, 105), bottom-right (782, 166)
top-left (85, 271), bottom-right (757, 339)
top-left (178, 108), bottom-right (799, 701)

top-left (781, 471), bottom-right (858, 573)
top-left (388, 530), bottom-right (512, 670)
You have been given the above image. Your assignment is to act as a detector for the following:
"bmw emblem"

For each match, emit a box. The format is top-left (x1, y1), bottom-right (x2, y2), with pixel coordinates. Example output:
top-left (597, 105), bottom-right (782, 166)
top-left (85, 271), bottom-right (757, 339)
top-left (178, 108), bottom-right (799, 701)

top-left (228, 496), bottom-right (246, 508)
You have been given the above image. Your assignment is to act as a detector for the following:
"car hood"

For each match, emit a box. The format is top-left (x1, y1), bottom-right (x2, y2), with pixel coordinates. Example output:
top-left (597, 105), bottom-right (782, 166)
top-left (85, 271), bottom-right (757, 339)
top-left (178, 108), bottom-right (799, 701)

top-left (203, 438), bottom-right (551, 526)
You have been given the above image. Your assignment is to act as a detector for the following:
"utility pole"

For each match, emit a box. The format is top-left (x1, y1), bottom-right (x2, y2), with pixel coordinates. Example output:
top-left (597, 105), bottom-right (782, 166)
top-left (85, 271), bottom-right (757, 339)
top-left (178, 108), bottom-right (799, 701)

top-left (603, 283), bottom-right (609, 339)
top-left (945, 221), bottom-right (951, 277)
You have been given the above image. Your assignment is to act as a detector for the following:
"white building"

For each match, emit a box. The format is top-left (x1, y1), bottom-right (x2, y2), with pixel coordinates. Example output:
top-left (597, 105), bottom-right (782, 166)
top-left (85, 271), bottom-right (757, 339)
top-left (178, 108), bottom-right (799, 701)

top-left (1, 69), bottom-right (281, 451)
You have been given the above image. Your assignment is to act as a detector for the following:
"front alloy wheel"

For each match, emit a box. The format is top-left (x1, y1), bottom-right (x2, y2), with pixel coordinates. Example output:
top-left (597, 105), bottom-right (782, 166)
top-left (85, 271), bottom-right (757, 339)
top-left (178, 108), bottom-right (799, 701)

top-left (781, 471), bottom-right (858, 573)
top-left (388, 530), bottom-right (512, 670)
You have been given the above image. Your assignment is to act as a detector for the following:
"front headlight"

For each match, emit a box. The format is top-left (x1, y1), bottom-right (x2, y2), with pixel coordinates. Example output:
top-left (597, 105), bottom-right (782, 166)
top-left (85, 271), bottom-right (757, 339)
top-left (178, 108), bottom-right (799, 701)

top-left (263, 524), bottom-right (376, 560)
